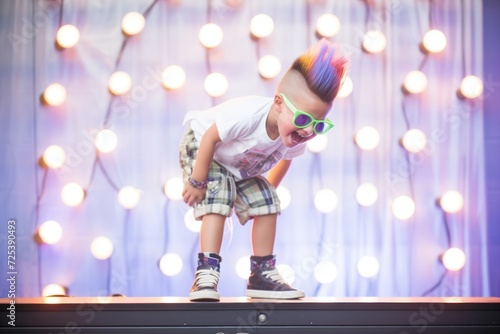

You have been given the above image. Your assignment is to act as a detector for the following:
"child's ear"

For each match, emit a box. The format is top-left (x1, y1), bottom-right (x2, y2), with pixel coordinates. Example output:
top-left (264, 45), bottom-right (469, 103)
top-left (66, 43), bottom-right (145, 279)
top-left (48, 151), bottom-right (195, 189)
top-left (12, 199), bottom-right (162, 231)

top-left (274, 94), bottom-right (283, 113)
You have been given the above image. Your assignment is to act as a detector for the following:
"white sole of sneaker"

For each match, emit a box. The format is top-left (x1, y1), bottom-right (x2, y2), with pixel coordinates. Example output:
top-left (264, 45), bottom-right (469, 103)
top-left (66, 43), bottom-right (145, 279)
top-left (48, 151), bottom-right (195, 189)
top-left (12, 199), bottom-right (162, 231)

top-left (189, 290), bottom-right (220, 301)
top-left (246, 289), bottom-right (305, 299)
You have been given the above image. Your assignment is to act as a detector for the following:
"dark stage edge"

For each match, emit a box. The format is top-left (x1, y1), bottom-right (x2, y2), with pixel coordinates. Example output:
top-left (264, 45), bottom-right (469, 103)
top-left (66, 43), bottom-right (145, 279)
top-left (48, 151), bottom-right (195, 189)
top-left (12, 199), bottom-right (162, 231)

top-left (1, 297), bottom-right (500, 333)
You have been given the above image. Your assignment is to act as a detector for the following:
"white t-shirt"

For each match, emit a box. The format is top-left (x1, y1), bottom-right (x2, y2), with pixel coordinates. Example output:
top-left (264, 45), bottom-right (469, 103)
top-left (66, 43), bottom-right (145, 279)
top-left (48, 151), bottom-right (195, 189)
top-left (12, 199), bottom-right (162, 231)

top-left (183, 96), bottom-right (306, 180)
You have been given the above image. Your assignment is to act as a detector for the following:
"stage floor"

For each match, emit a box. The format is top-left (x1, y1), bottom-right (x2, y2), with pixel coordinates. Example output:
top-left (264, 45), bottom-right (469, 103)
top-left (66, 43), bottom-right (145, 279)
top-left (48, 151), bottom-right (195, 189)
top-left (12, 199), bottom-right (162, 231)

top-left (2, 296), bottom-right (500, 333)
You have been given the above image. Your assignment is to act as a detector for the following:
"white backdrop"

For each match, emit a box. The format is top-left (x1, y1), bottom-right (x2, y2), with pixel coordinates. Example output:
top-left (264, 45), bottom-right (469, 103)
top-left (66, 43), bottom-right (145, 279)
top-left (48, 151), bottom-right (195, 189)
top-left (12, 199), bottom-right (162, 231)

top-left (0, 0), bottom-right (489, 298)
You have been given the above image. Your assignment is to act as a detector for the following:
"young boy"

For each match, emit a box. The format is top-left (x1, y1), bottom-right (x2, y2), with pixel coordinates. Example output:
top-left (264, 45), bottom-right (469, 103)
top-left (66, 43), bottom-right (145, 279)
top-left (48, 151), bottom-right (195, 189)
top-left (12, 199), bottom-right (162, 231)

top-left (179, 38), bottom-right (347, 301)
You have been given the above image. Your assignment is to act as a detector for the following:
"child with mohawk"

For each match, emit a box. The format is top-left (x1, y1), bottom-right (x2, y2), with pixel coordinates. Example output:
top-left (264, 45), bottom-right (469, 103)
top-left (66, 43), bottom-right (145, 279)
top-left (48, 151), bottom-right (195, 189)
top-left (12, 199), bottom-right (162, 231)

top-left (179, 38), bottom-right (348, 301)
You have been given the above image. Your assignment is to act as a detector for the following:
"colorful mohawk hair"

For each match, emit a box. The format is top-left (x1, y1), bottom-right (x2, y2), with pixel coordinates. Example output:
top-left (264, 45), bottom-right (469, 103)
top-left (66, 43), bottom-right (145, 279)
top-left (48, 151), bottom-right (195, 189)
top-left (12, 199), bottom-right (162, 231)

top-left (291, 38), bottom-right (348, 103)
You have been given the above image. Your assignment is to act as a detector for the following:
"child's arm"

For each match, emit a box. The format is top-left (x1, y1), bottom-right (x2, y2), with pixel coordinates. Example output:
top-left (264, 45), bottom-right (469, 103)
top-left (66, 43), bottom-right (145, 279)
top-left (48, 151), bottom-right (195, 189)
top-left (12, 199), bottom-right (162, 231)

top-left (182, 123), bottom-right (221, 206)
top-left (266, 159), bottom-right (292, 188)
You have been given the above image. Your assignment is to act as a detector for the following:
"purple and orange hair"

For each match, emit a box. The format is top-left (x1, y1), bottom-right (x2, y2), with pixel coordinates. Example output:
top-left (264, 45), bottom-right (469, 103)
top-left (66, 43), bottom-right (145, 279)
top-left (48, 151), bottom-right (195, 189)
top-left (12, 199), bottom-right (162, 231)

top-left (291, 38), bottom-right (348, 103)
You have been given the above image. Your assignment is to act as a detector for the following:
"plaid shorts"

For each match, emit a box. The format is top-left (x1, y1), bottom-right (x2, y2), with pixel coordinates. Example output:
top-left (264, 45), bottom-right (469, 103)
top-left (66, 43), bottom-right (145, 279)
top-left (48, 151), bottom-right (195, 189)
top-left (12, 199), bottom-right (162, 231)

top-left (179, 128), bottom-right (281, 225)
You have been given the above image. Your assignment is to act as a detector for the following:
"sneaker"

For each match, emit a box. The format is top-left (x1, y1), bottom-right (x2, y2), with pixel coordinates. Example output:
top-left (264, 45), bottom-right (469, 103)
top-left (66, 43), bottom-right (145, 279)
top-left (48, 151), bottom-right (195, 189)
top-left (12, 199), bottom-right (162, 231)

top-left (189, 252), bottom-right (221, 301)
top-left (246, 255), bottom-right (305, 299)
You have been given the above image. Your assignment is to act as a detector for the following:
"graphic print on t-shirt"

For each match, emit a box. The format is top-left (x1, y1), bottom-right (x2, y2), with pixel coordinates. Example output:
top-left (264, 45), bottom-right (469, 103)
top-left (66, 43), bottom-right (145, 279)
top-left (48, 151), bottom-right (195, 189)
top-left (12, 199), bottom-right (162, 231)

top-left (233, 149), bottom-right (283, 179)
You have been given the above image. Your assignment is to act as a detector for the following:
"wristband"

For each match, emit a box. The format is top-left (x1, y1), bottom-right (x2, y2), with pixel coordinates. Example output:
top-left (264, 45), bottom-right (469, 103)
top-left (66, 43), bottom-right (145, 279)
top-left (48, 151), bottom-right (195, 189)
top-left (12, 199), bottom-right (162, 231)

top-left (188, 176), bottom-right (208, 189)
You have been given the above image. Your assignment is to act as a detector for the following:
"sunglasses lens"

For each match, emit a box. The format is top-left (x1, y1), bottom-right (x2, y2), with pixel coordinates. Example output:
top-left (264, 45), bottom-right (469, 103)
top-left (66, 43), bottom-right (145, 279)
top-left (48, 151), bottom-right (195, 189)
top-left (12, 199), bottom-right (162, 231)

top-left (315, 122), bottom-right (326, 133)
top-left (294, 114), bottom-right (312, 127)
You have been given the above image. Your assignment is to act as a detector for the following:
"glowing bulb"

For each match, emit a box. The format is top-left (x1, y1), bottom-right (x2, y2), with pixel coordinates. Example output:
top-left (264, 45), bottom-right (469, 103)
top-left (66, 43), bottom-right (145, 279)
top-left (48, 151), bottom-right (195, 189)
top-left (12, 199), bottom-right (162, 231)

top-left (118, 186), bottom-right (141, 209)
top-left (199, 23), bottom-right (223, 48)
top-left (392, 195), bottom-right (415, 220)
top-left (459, 75), bottom-right (483, 99)
top-left (258, 55), bottom-right (281, 79)
top-left (43, 145), bottom-right (66, 169)
top-left (316, 13), bottom-right (340, 37)
top-left (276, 264), bottom-right (295, 285)
top-left (355, 126), bottom-right (380, 150)
top-left (314, 189), bottom-right (338, 213)
top-left (356, 183), bottom-right (378, 207)
top-left (184, 208), bottom-right (201, 232)
top-left (38, 220), bottom-right (63, 245)
top-left (401, 129), bottom-right (427, 153)
top-left (108, 71), bottom-right (132, 95)
top-left (121, 12), bottom-right (145, 36)
top-left (422, 29), bottom-right (446, 53)
top-left (362, 30), bottom-right (386, 53)
top-left (250, 14), bottom-right (274, 38)
top-left (159, 253), bottom-right (183, 276)
top-left (204, 72), bottom-right (228, 97)
top-left (161, 65), bottom-right (186, 90)
top-left (61, 183), bottom-right (85, 207)
top-left (403, 70), bottom-right (427, 94)
top-left (442, 247), bottom-right (466, 271)
top-left (357, 256), bottom-right (380, 278)
top-left (164, 177), bottom-right (184, 200)
top-left (236, 256), bottom-right (250, 279)
top-left (306, 135), bottom-right (328, 153)
top-left (43, 83), bottom-right (67, 107)
top-left (90, 236), bottom-right (113, 260)
top-left (276, 186), bottom-right (291, 210)
top-left (95, 129), bottom-right (118, 153)
top-left (314, 260), bottom-right (338, 284)
top-left (42, 284), bottom-right (67, 297)
top-left (439, 190), bottom-right (464, 213)
top-left (56, 24), bottom-right (80, 48)
top-left (337, 76), bottom-right (353, 98)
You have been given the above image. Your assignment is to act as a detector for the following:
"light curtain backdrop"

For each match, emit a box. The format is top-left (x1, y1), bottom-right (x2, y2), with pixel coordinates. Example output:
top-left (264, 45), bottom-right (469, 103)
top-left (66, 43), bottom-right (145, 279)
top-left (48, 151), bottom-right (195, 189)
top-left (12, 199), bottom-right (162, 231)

top-left (0, 0), bottom-right (489, 298)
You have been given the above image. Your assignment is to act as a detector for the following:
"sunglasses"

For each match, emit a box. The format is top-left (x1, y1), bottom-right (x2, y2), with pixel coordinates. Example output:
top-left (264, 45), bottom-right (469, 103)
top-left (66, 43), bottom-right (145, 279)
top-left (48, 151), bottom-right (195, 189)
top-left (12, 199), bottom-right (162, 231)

top-left (280, 93), bottom-right (334, 135)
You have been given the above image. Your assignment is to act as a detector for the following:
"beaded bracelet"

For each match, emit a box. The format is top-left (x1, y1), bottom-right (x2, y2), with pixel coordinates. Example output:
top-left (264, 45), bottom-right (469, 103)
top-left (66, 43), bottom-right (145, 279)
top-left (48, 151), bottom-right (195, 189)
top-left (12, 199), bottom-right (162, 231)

top-left (188, 177), bottom-right (208, 189)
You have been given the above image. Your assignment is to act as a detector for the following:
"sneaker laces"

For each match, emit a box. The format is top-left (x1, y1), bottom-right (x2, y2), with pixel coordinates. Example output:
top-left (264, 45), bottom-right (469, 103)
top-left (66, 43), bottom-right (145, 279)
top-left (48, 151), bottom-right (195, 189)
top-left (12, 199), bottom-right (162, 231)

top-left (194, 268), bottom-right (220, 288)
top-left (261, 267), bottom-right (287, 285)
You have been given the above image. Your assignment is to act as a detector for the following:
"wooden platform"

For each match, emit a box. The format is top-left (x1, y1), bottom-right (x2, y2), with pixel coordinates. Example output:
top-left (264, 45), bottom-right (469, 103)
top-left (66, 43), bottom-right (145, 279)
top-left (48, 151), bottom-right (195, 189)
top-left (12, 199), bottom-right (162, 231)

top-left (2, 297), bottom-right (500, 333)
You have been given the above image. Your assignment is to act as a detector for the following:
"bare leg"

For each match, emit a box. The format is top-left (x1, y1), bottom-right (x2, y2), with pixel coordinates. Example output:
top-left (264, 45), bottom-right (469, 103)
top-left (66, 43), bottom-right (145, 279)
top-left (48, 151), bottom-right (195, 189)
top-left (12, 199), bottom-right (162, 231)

top-left (199, 213), bottom-right (226, 254)
top-left (251, 214), bottom-right (277, 256)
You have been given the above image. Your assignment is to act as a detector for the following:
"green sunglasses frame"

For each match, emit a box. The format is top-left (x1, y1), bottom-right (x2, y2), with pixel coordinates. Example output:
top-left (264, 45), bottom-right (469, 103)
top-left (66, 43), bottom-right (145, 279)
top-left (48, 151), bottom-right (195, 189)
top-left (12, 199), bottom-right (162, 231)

top-left (280, 93), bottom-right (334, 135)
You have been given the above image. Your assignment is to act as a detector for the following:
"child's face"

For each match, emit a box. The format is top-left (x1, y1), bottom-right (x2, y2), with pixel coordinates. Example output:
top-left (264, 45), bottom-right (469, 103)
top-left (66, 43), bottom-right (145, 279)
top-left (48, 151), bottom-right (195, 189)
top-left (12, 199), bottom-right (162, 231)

top-left (276, 91), bottom-right (331, 148)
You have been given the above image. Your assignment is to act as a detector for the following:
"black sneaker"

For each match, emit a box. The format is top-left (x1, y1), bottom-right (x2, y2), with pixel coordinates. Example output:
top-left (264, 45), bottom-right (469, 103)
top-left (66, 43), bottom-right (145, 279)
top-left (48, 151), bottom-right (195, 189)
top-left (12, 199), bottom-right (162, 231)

top-left (246, 255), bottom-right (305, 299)
top-left (189, 253), bottom-right (221, 301)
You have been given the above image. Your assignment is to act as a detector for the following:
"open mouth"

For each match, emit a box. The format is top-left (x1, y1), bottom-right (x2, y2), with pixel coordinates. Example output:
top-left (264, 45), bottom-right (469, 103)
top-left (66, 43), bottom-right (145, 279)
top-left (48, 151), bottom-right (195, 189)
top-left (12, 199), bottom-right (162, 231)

top-left (291, 131), bottom-right (309, 145)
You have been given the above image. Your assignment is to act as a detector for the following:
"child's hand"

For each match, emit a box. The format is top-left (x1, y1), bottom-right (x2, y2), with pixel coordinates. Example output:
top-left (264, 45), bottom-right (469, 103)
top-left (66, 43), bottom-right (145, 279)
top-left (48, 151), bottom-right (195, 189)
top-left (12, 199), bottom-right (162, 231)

top-left (182, 184), bottom-right (206, 207)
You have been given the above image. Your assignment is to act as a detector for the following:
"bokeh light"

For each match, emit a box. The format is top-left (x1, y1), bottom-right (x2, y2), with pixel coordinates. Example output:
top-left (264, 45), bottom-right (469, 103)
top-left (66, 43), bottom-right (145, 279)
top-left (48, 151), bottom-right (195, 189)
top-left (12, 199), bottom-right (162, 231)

top-left (162, 65), bottom-right (186, 90)
top-left (442, 247), bottom-right (466, 271)
top-left (159, 253), bottom-right (183, 276)
top-left (118, 186), bottom-right (141, 209)
top-left (95, 129), bottom-right (118, 153)
top-left (236, 256), bottom-right (250, 279)
top-left (184, 208), bottom-right (202, 232)
top-left (356, 183), bottom-right (378, 207)
top-left (314, 189), bottom-right (338, 213)
top-left (258, 55), bottom-right (281, 79)
top-left (314, 260), bottom-right (338, 284)
top-left (337, 76), bottom-right (353, 98)
top-left (164, 177), bottom-right (184, 200)
top-left (90, 236), bottom-right (114, 260)
top-left (316, 13), bottom-right (340, 37)
top-left (56, 24), bottom-right (80, 48)
top-left (439, 190), bottom-right (464, 213)
top-left (43, 145), bottom-right (66, 169)
top-left (459, 75), bottom-right (483, 99)
top-left (355, 126), bottom-right (380, 151)
top-left (403, 70), bottom-right (428, 94)
top-left (276, 186), bottom-right (291, 210)
top-left (38, 220), bottom-right (63, 245)
top-left (204, 72), bottom-right (228, 97)
top-left (250, 14), bottom-right (274, 38)
top-left (43, 83), bottom-right (67, 107)
top-left (122, 12), bottom-right (145, 36)
top-left (357, 256), bottom-right (380, 278)
top-left (392, 195), bottom-right (415, 220)
top-left (42, 284), bottom-right (67, 297)
top-left (61, 183), bottom-right (85, 207)
top-left (108, 71), bottom-right (132, 95)
top-left (306, 135), bottom-right (328, 153)
top-left (401, 129), bottom-right (427, 153)
top-left (199, 23), bottom-right (223, 48)
top-left (422, 29), bottom-right (447, 53)
top-left (362, 30), bottom-right (386, 53)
